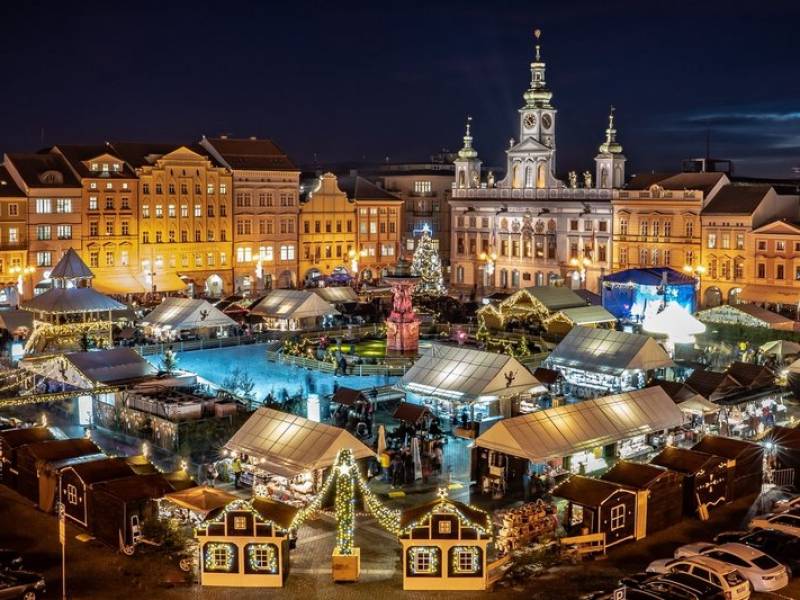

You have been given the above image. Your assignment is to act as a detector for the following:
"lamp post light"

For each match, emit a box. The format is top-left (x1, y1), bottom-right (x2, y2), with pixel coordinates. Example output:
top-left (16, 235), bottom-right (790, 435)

top-left (569, 256), bottom-right (592, 290)
top-left (683, 264), bottom-right (706, 308)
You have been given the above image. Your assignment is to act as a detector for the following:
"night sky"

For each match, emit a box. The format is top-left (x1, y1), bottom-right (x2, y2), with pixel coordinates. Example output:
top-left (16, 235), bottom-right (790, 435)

top-left (2, 0), bottom-right (798, 177)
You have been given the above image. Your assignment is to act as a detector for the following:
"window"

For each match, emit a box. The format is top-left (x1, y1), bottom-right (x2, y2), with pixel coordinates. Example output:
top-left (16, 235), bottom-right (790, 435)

top-left (180, 230), bottom-right (187, 243)
top-left (207, 205), bottom-right (214, 217)
top-left (370, 221), bottom-right (378, 234)
top-left (142, 183), bottom-right (150, 194)
top-left (260, 246), bottom-right (274, 261)
top-left (381, 244), bottom-right (395, 257)
top-left (777, 241), bottom-right (786, 252)
top-left (36, 251), bottom-right (52, 267)
top-left (410, 548), bottom-right (436, 574)
top-left (36, 198), bottom-right (52, 214)
top-left (757, 263), bottom-right (766, 278)
top-left (438, 521), bottom-right (452, 534)
top-left (248, 544), bottom-right (276, 572)
top-left (168, 204), bottom-right (176, 217)
top-left (570, 220), bottom-right (579, 231)
top-left (220, 252), bottom-right (227, 266)
top-left (142, 232), bottom-right (150, 244)
top-left (207, 183), bottom-right (215, 195)
top-left (721, 233), bottom-right (730, 249)
top-left (610, 504), bottom-right (625, 531)
top-left (142, 204), bottom-right (150, 218)
top-left (194, 253), bottom-right (202, 267)
top-left (194, 204), bottom-right (201, 217)
top-left (180, 183), bottom-right (188, 195)
top-left (685, 221), bottom-right (693, 238)
top-left (414, 180), bottom-right (432, 193)
top-left (777, 264), bottom-right (785, 280)
top-left (619, 219), bottom-right (628, 235)
top-left (57, 225), bottom-right (72, 240)
top-left (663, 221), bottom-right (671, 237)
top-left (619, 247), bottom-right (628, 265)
top-left (707, 233), bottom-right (717, 249)
top-left (236, 247), bottom-right (253, 263)
top-left (599, 244), bottom-right (607, 263)
top-left (88, 196), bottom-right (98, 210)
top-left (155, 204), bottom-right (163, 218)
top-left (36, 225), bottom-right (51, 241)
top-left (89, 252), bottom-right (99, 268)
top-left (155, 183), bottom-right (163, 194)
top-left (736, 233), bottom-right (745, 250)
top-left (105, 197), bottom-right (114, 210)
top-left (155, 231), bottom-right (162, 243)
top-left (757, 240), bottom-right (766, 251)
top-left (180, 204), bottom-right (188, 218)
top-left (66, 484), bottom-right (78, 505)
top-left (452, 547), bottom-right (480, 574)
top-left (168, 183), bottom-right (175, 194)
top-left (207, 230), bottom-right (214, 242)
top-left (120, 250), bottom-right (129, 267)
top-left (56, 198), bottom-right (72, 213)
top-left (121, 221), bottom-right (129, 236)
top-left (280, 245), bottom-right (295, 261)
top-left (8, 227), bottom-right (17, 244)
top-left (208, 544), bottom-right (233, 570)
top-left (640, 221), bottom-right (648, 237)
top-left (106, 251), bottom-right (114, 266)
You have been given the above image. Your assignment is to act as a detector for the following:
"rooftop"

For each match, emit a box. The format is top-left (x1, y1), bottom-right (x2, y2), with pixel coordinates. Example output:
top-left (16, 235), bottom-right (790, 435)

top-left (202, 137), bottom-right (298, 171)
top-left (601, 460), bottom-right (673, 489)
top-left (625, 172), bottom-right (727, 196)
top-left (337, 175), bottom-right (402, 201)
top-left (553, 475), bottom-right (628, 507)
top-left (5, 153), bottom-right (81, 189)
top-left (702, 184), bottom-right (773, 215)
top-left (0, 165), bottom-right (25, 197)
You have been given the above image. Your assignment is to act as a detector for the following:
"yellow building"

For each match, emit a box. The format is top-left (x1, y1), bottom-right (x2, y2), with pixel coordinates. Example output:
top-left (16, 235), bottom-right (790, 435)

top-left (612, 172), bottom-right (727, 272)
top-left (0, 166), bottom-right (28, 301)
top-left (112, 144), bottom-right (233, 298)
top-left (201, 137), bottom-right (300, 292)
top-left (52, 145), bottom-right (141, 295)
top-left (4, 153), bottom-right (82, 297)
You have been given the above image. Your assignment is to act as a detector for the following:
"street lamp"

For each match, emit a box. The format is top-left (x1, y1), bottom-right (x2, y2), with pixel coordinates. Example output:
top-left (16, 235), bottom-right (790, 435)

top-left (683, 264), bottom-right (706, 308)
top-left (569, 256), bottom-right (592, 289)
top-left (479, 250), bottom-right (497, 289)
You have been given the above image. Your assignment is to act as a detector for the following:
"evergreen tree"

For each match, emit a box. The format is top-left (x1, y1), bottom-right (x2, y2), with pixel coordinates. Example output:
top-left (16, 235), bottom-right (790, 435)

top-left (410, 227), bottom-right (446, 296)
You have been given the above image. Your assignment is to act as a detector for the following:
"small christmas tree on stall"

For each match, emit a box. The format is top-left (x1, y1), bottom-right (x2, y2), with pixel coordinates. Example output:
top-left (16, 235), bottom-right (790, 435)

top-left (410, 226), bottom-right (446, 297)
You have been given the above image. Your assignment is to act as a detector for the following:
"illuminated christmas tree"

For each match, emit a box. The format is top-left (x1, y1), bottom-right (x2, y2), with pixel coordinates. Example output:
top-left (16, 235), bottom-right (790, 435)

top-left (410, 226), bottom-right (446, 296)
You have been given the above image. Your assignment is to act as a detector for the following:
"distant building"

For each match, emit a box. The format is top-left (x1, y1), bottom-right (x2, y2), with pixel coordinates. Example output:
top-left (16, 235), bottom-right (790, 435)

top-left (0, 166), bottom-right (27, 297)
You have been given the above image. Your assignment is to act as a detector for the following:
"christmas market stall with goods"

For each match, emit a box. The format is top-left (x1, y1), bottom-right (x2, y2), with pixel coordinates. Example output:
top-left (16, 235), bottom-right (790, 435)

top-left (544, 327), bottom-right (673, 396)
top-left (58, 457), bottom-right (134, 527)
top-left (397, 343), bottom-right (546, 433)
top-left (472, 387), bottom-right (683, 498)
top-left (600, 267), bottom-right (697, 325)
top-left (477, 285), bottom-right (588, 331)
top-left (249, 289), bottom-right (338, 331)
top-left (14, 437), bottom-right (103, 508)
top-left (161, 485), bottom-right (238, 525)
top-left (398, 489), bottom-right (492, 591)
top-left (600, 461), bottom-right (684, 535)
top-left (691, 435), bottom-right (764, 499)
top-left (552, 475), bottom-right (638, 548)
top-left (223, 407), bottom-right (374, 505)
top-left (0, 426), bottom-right (56, 486)
top-left (140, 297), bottom-right (238, 341)
top-left (649, 446), bottom-right (731, 518)
top-left (196, 497), bottom-right (298, 588)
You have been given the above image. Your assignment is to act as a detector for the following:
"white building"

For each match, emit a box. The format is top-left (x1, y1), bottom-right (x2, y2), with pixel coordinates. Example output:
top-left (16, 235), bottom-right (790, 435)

top-left (449, 32), bottom-right (625, 293)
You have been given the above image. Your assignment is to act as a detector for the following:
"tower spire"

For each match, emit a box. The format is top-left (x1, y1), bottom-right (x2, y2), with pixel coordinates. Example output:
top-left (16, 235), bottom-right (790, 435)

top-left (598, 105), bottom-right (623, 154)
top-left (523, 28), bottom-right (552, 108)
top-left (458, 115), bottom-right (478, 159)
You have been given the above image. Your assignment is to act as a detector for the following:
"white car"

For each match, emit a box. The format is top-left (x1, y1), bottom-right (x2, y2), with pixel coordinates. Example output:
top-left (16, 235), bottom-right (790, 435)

top-left (773, 495), bottom-right (800, 513)
top-left (673, 542), bottom-right (717, 558)
top-left (673, 542), bottom-right (788, 592)
top-left (749, 511), bottom-right (800, 538)
top-left (646, 556), bottom-right (751, 600)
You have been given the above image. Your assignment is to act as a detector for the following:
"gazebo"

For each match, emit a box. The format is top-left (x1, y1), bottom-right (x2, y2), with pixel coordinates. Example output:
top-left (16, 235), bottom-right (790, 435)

top-left (22, 249), bottom-right (126, 354)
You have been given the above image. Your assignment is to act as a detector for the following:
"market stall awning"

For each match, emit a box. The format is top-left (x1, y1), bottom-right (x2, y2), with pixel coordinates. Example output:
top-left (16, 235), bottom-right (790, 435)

top-left (553, 305), bottom-right (617, 326)
top-left (22, 287), bottom-right (126, 315)
top-left (698, 303), bottom-right (795, 330)
top-left (312, 286), bottom-right (359, 304)
top-left (225, 408), bottom-right (375, 478)
top-left (20, 347), bottom-right (157, 388)
top-left (141, 297), bottom-right (237, 330)
top-left (163, 486), bottom-right (238, 515)
top-left (92, 272), bottom-right (148, 294)
top-left (475, 386), bottom-right (683, 463)
top-left (739, 285), bottom-right (800, 305)
top-left (398, 343), bottom-right (545, 403)
top-left (546, 326), bottom-right (674, 375)
top-left (146, 272), bottom-right (187, 293)
top-left (250, 289), bottom-right (339, 320)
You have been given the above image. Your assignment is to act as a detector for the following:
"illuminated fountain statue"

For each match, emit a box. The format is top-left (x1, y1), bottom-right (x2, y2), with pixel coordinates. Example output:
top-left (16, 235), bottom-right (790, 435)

top-left (383, 257), bottom-right (421, 353)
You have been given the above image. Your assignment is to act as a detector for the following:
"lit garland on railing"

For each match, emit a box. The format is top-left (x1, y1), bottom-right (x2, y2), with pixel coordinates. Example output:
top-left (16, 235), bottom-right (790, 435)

top-left (204, 542), bottom-right (235, 572)
top-left (247, 544), bottom-right (278, 573)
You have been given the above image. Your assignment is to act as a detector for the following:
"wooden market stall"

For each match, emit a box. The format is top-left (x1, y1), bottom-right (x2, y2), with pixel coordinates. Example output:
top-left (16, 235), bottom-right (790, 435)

top-left (553, 475), bottom-right (638, 548)
top-left (649, 447), bottom-right (730, 517)
top-left (196, 497), bottom-right (298, 588)
top-left (392, 402), bottom-right (432, 427)
top-left (59, 457), bottom-right (135, 527)
top-left (398, 493), bottom-right (492, 591)
top-left (0, 427), bottom-right (56, 486)
top-left (691, 435), bottom-right (763, 499)
top-left (600, 461), bottom-right (684, 535)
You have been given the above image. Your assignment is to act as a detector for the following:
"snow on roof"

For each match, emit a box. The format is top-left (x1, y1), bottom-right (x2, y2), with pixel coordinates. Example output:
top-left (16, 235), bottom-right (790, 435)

top-left (250, 289), bottom-right (339, 320)
top-left (141, 297), bottom-right (237, 330)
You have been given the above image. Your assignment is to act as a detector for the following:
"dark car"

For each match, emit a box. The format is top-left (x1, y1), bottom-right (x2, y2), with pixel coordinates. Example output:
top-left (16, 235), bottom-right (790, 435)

top-left (649, 572), bottom-right (726, 599)
top-left (0, 570), bottom-right (45, 599)
top-left (583, 588), bottom-right (672, 600)
top-left (714, 528), bottom-right (800, 574)
top-left (0, 550), bottom-right (22, 571)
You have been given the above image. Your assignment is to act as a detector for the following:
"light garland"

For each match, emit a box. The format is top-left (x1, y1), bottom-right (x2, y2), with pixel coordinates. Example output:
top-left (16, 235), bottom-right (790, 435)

top-left (247, 543), bottom-right (278, 573)
top-left (204, 542), bottom-right (235, 572)
top-left (196, 499), bottom-right (288, 537)
top-left (450, 546), bottom-right (480, 574)
top-left (400, 489), bottom-right (492, 538)
top-left (334, 449), bottom-right (355, 555)
top-left (408, 546), bottom-right (440, 575)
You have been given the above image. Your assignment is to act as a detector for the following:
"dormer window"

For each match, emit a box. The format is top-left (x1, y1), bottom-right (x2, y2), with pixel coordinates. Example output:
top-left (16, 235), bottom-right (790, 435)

top-left (89, 182), bottom-right (97, 190)
top-left (113, 163), bottom-right (121, 172)
top-left (38, 170), bottom-right (64, 185)
top-left (102, 163), bottom-right (109, 172)
top-left (91, 163), bottom-right (99, 171)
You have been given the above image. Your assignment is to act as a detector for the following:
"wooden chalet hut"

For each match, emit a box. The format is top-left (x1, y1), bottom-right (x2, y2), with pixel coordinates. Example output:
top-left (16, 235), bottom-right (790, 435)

top-left (692, 436), bottom-right (763, 499)
top-left (14, 438), bottom-right (102, 507)
top-left (600, 461), bottom-right (684, 535)
top-left (90, 473), bottom-right (175, 552)
top-left (398, 494), bottom-right (492, 591)
top-left (649, 447), bottom-right (730, 517)
top-left (0, 427), bottom-right (55, 485)
top-left (392, 402), bottom-right (432, 427)
top-left (59, 457), bottom-right (135, 528)
top-left (196, 497), bottom-right (298, 588)
top-left (552, 476), bottom-right (637, 548)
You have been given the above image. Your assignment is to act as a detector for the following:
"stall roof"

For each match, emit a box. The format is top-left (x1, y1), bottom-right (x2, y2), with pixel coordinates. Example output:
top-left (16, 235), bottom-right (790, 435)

top-left (400, 497), bottom-right (490, 530)
top-left (553, 305), bottom-right (617, 326)
top-left (698, 303), bottom-right (795, 330)
top-left (225, 408), bottom-right (375, 477)
top-left (533, 367), bottom-right (561, 385)
top-left (311, 286), bottom-right (359, 304)
top-left (23, 287), bottom-right (127, 315)
top-left (125, 454), bottom-right (158, 475)
top-left (0, 426), bottom-right (55, 449)
top-left (649, 379), bottom-right (698, 403)
top-left (692, 436), bottom-right (761, 460)
top-left (251, 497), bottom-right (300, 529)
top-left (91, 272), bottom-right (149, 295)
top-left (20, 348), bottom-right (157, 389)
top-left (62, 457), bottom-right (134, 485)
top-left (518, 286), bottom-right (587, 311)
top-left (0, 310), bottom-right (33, 334)
top-left (684, 369), bottom-right (732, 399)
top-left (546, 327), bottom-right (674, 375)
top-left (398, 343), bottom-right (544, 402)
top-left (392, 402), bottom-right (431, 424)
top-left (163, 486), bottom-right (238, 514)
top-left (331, 387), bottom-right (368, 407)
top-left (20, 438), bottom-right (101, 462)
top-left (91, 473), bottom-right (175, 501)
top-left (601, 461), bottom-right (673, 489)
top-left (250, 289), bottom-right (339, 320)
top-left (49, 248), bottom-right (94, 280)
top-left (726, 362), bottom-right (775, 389)
top-left (141, 297), bottom-right (237, 330)
top-left (475, 387), bottom-right (683, 463)
top-left (650, 446), bottom-right (718, 475)
top-left (162, 469), bottom-right (197, 491)
top-left (553, 476), bottom-right (630, 506)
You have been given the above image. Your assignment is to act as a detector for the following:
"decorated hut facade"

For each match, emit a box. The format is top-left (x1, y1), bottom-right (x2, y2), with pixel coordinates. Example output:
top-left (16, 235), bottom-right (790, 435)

top-left (398, 492), bottom-right (492, 591)
top-left (478, 286), bottom-right (587, 331)
top-left (691, 435), bottom-right (763, 499)
top-left (58, 457), bottom-right (135, 527)
top-left (250, 289), bottom-right (338, 331)
top-left (649, 446), bottom-right (730, 517)
top-left (196, 497), bottom-right (298, 588)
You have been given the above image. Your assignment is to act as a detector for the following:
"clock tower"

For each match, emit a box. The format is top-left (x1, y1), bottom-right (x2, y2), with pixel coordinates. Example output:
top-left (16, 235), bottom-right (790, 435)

top-left (594, 106), bottom-right (626, 189)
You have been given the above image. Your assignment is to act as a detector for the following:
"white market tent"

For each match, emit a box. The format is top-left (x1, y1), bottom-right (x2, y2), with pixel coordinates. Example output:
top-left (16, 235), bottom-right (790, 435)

top-left (225, 408), bottom-right (375, 477)
top-left (676, 394), bottom-right (720, 416)
top-left (643, 304), bottom-right (705, 344)
top-left (398, 343), bottom-right (545, 403)
top-left (760, 340), bottom-right (800, 361)
top-left (20, 347), bottom-right (157, 389)
top-left (546, 326), bottom-right (674, 376)
top-left (698, 303), bottom-right (795, 331)
top-left (311, 286), bottom-right (359, 304)
top-left (475, 386), bottom-right (683, 463)
top-left (141, 297), bottom-right (237, 332)
top-left (250, 289), bottom-right (339, 330)
top-left (549, 305), bottom-right (617, 326)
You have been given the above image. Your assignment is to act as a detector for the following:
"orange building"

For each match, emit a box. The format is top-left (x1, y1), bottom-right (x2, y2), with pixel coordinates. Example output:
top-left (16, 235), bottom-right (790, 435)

top-left (0, 166), bottom-right (28, 299)
top-left (51, 145), bottom-right (141, 295)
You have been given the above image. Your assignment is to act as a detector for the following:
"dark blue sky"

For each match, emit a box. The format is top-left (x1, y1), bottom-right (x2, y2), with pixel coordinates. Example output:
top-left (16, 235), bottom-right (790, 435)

top-left (2, 0), bottom-right (798, 177)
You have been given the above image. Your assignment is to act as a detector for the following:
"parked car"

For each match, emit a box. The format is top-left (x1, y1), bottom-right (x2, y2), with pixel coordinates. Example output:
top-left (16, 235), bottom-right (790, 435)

top-left (674, 543), bottom-right (717, 558)
top-left (646, 573), bottom-right (727, 600)
top-left (583, 587), bottom-right (685, 600)
top-left (646, 557), bottom-right (751, 600)
top-left (0, 549), bottom-right (23, 571)
top-left (672, 543), bottom-right (788, 592)
top-left (749, 510), bottom-right (800, 538)
top-left (714, 529), bottom-right (800, 574)
top-left (0, 570), bottom-right (45, 599)
top-left (772, 495), bottom-right (800, 514)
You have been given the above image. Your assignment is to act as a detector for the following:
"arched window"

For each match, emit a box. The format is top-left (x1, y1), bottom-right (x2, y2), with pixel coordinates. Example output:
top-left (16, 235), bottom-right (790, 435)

top-left (500, 269), bottom-right (508, 288)
top-left (614, 166), bottom-right (622, 187)
top-left (511, 164), bottom-right (521, 188)
top-left (600, 167), bottom-right (609, 188)
top-left (458, 170), bottom-right (466, 188)
top-left (456, 265), bottom-right (464, 284)
top-left (511, 270), bottom-right (520, 288)
top-left (524, 164), bottom-right (534, 188)
top-left (535, 272), bottom-right (544, 286)
top-left (536, 163), bottom-right (547, 188)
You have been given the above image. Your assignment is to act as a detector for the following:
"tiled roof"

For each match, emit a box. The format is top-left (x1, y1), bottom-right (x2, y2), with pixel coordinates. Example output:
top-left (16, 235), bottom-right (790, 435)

top-left (51, 144), bottom-right (137, 179)
top-left (337, 175), bottom-right (402, 201)
top-left (203, 137), bottom-right (298, 171)
top-left (5, 153), bottom-right (81, 188)
top-left (109, 142), bottom-right (223, 168)
top-left (0, 166), bottom-right (25, 197)
top-left (625, 172), bottom-right (726, 196)
top-left (702, 184), bottom-right (773, 215)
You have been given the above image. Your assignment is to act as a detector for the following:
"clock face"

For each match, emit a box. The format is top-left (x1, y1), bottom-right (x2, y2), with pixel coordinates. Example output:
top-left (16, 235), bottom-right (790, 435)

top-left (523, 113), bottom-right (537, 129)
top-left (542, 114), bottom-right (553, 130)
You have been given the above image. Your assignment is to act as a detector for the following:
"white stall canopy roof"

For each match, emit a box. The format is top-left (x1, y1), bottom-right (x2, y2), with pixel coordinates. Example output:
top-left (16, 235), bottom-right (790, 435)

top-left (475, 386), bottom-right (683, 462)
top-left (311, 286), bottom-right (359, 304)
top-left (250, 289), bottom-right (339, 320)
top-left (225, 408), bottom-right (375, 477)
top-left (546, 326), bottom-right (674, 375)
top-left (20, 347), bottom-right (157, 388)
top-left (398, 343), bottom-right (545, 403)
top-left (141, 297), bottom-right (237, 330)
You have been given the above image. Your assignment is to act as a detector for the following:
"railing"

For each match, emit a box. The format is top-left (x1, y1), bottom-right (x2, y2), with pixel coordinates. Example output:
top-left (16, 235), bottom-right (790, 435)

top-left (264, 350), bottom-right (410, 377)
top-left (559, 532), bottom-right (606, 557)
top-left (769, 467), bottom-right (796, 488)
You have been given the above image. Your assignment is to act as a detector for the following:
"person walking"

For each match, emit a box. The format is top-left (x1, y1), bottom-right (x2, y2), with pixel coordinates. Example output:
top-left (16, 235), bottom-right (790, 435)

top-left (379, 450), bottom-right (391, 482)
top-left (232, 456), bottom-right (243, 489)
